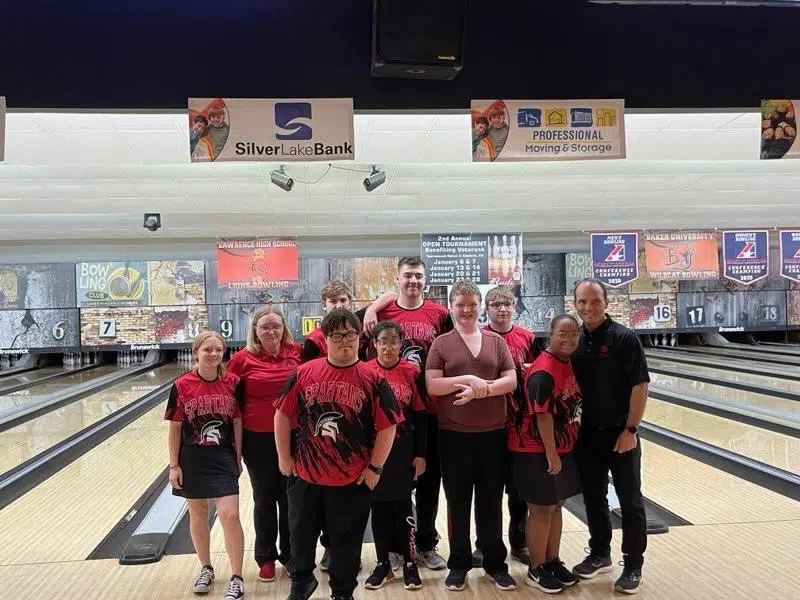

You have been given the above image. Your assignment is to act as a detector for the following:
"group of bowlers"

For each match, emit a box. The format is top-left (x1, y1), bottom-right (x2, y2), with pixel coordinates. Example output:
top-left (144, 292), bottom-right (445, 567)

top-left (165, 256), bottom-right (650, 600)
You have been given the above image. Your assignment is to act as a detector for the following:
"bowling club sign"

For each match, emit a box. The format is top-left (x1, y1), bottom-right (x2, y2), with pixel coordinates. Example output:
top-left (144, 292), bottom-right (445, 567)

top-left (590, 233), bottom-right (639, 288)
top-left (722, 230), bottom-right (769, 285)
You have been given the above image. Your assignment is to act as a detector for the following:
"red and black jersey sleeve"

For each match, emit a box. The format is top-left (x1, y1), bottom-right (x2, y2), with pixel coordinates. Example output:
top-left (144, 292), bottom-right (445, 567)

top-left (275, 370), bottom-right (299, 420)
top-left (164, 383), bottom-right (182, 422)
top-left (373, 375), bottom-right (402, 432)
top-left (301, 329), bottom-right (325, 363)
top-left (527, 370), bottom-right (556, 415)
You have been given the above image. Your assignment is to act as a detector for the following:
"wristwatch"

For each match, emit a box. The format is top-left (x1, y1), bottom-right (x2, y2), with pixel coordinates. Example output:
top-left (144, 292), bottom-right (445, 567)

top-left (367, 463), bottom-right (384, 475)
top-left (626, 425), bottom-right (638, 434)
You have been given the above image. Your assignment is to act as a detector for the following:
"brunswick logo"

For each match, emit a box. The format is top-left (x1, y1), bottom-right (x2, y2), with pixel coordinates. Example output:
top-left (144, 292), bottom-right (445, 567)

top-left (315, 411), bottom-right (343, 440)
top-left (274, 102), bottom-right (313, 141)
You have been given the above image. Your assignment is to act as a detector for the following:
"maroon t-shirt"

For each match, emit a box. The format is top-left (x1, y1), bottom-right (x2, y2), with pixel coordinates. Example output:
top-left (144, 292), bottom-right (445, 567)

top-left (226, 343), bottom-right (302, 432)
top-left (275, 359), bottom-right (403, 486)
top-left (509, 351), bottom-right (582, 454)
top-left (165, 371), bottom-right (243, 447)
top-left (483, 324), bottom-right (537, 420)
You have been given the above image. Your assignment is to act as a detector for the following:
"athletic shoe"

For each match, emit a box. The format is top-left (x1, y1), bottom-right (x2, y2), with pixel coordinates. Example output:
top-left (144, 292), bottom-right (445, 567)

top-left (614, 565), bottom-right (642, 594)
top-left (572, 552), bottom-right (613, 579)
top-left (389, 552), bottom-right (402, 571)
top-left (193, 565), bottom-right (215, 594)
top-left (416, 548), bottom-right (447, 570)
top-left (222, 575), bottom-right (244, 600)
top-left (403, 561), bottom-right (423, 590)
top-left (487, 570), bottom-right (517, 591)
top-left (444, 569), bottom-right (467, 591)
top-left (510, 547), bottom-right (531, 565)
top-left (525, 565), bottom-right (565, 594)
top-left (288, 575), bottom-right (318, 600)
top-left (364, 561), bottom-right (395, 590)
top-left (544, 558), bottom-right (578, 587)
top-left (471, 548), bottom-right (483, 568)
top-left (320, 548), bottom-right (331, 572)
top-left (258, 561), bottom-right (275, 582)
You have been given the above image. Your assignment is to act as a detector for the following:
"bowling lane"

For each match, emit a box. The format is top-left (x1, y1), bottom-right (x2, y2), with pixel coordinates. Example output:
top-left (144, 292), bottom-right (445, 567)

top-left (0, 390), bottom-right (176, 565)
top-left (0, 366), bottom-right (70, 393)
top-left (0, 365), bottom-right (119, 415)
top-left (649, 371), bottom-right (800, 414)
top-left (648, 357), bottom-right (800, 395)
top-left (0, 364), bottom-right (182, 476)
top-left (672, 346), bottom-right (800, 366)
top-left (645, 398), bottom-right (800, 475)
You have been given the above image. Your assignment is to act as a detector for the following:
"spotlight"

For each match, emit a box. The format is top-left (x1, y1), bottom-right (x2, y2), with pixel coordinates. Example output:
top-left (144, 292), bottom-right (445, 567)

top-left (143, 213), bottom-right (161, 232)
top-left (363, 166), bottom-right (386, 192)
top-left (269, 166), bottom-right (294, 192)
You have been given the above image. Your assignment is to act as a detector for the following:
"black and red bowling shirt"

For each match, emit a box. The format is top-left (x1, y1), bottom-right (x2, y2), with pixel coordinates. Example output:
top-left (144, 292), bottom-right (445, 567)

top-left (483, 324), bottom-right (538, 422)
top-left (509, 351), bottom-right (582, 454)
top-left (365, 358), bottom-right (426, 455)
top-left (276, 358), bottom-right (403, 486)
top-left (367, 300), bottom-right (452, 412)
top-left (301, 327), bottom-right (326, 363)
top-left (226, 343), bottom-right (302, 432)
top-left (165, 370), bottom-right (243, 448)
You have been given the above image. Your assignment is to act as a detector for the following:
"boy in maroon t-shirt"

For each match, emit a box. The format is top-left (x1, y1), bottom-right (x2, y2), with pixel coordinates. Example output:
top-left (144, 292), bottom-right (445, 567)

top-left (275, 309), bottom-right (402, 600)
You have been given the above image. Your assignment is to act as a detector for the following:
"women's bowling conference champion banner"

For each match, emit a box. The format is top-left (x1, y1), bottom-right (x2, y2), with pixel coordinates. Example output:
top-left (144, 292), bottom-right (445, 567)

top-left (760, 99), bottom-right (799, 160)
top-left (470, 98), bottom-right (626, 162)
top-left (188, 97), bottom-right (355, 162)
top-left (420, 233), bottom-right (523, 286)
top-left (722, 230), bottom-right (770, 286)
top-left (590, 233), bottom-right (639, 288)
top-left (216, 238), bottom-right (299, 290)
top-left (644, 231), bottom-right (720, 280)
top-left (779, 230), bottom-right (800, 284)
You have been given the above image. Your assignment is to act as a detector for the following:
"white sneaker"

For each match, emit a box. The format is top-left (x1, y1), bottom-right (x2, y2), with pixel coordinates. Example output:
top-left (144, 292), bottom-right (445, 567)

top-left (193, 565), bottom-right (215, 594)
top-left (222, 576), bottom-right (244, 600)
top-left (416, 549), bottom-right (447, 570)
top-left (389, 552), bottom-right (403, 572)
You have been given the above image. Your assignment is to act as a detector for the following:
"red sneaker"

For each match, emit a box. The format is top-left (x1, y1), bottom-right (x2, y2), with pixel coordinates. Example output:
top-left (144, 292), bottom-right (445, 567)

top-left (258, 561), bottom-right (276, 582)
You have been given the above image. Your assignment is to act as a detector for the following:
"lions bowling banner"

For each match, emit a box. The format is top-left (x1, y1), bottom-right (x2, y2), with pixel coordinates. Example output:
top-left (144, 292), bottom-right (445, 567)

top-left (722, 230), bottom-right (769, 285)
top-left (470, 99), bottom-right (625, 162)
top-left (590, 233), bottom-right (638, 288)
top-left (188, 97), bottom-right (354, 162)
top-left (421, 233), bottom-right (523, 285)
top-left (0, 96), bottom-right (5, 162)
top-left (779, 230), bottom-right (800, 283)
top-left (760, 100), bottom-right (799, 160)
top-left (644, 231), bottom-right (720, 280)
top-left (216, 238), bottom-right (299, 289)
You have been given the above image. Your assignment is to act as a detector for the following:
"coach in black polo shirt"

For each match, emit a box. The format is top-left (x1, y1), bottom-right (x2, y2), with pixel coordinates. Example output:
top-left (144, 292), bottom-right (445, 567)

top-left (569, 278), bottom-right (649, 595)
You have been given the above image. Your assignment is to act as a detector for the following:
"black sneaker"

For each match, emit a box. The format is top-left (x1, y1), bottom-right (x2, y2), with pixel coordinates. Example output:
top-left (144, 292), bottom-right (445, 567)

top-left (444, 569), bottom-right (467, 591)
top-left (403, 561), bottom-right (423, 590)
top-left (572, 552), bottom-right (613, 579)
top-left (222, 576), bottom-right (244, 600)
top-left (544, 558), bottom-right (578, 587)
top-left (320, 548), bottom-right (331, 572)
top-left (364, 561), bottom-right (395, 590)
top-left (614, 565), bottom-right (642, 594)
top-left (193, 565), bottom-right (215, 594)
top-left (288, 575), bottom-right (318, 600)
top-left (487, 570), bottom-right (517, 591)
top-left (525, 565), bottom-right (565, 594)
top-left (471, 548), bottom-right (483, 568)
top-left (331, 596), bottom-right (354, 600)
top-left (510, 547), bottom-right (531, 566)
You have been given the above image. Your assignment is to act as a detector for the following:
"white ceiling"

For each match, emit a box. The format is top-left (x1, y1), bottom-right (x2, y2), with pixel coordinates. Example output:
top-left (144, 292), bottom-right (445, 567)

top-left (0, 110), bottom-right (798, 241)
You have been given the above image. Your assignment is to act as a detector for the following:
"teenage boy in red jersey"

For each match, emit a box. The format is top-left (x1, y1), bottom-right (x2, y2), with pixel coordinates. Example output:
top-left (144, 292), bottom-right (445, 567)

top-left (302, 280), bottom-right (355, 362)
top-left (275, 309), bottom-right (402, 600)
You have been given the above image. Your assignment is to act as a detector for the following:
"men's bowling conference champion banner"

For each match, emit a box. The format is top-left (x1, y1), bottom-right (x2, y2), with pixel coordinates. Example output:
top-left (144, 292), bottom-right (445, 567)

top-left (0, 96), bottom-right (5, 162)
top-left (188, 97), bottom-right (355, 162)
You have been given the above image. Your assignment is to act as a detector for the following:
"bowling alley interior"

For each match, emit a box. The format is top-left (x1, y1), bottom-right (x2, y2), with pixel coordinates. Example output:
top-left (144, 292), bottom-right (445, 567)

top-left (1, 2), bottom-right (799, 600)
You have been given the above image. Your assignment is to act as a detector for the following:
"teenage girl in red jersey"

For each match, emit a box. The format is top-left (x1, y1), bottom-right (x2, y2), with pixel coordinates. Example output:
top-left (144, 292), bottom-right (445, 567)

top-left (166, 331), bottom-right (246, 600)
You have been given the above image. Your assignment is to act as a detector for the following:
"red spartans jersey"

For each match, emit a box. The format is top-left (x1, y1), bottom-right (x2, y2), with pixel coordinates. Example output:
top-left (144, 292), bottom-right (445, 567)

top-left (369, 300), bottom-right (452, 412)
top-left (302, 327), bottom-right (327, 362)
top-left (276, 359), bottom-right (403, 486)
top-left (165, 371), bottom-right (243, 448)
top-left (509, 351), bottom-right (582, 454)
top-left (226, 343), bottom-right (302, 432)
top-left (483, 324), bottom-right (538, 422)
top-left (365, 358), bottom-right (425, 440)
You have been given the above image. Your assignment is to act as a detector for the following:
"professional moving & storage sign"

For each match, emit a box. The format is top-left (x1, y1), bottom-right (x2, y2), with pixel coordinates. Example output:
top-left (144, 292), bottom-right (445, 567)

top-left (470, 99), bottom-right (625, 162)
top-left (216, 238), bottom-right (299, 289)
top-left (644, 231), bottom-right (719, 280)
top-left (722, 230), bottom-right (769, 286)
top-left (760, 100), bottom-right (798, 159)
top-left (188, 97), bottom-right (354, 162)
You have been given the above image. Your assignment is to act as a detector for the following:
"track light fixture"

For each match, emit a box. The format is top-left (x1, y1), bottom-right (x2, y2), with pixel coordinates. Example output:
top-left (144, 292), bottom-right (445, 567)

top-left (269, 165), bottom-right (294, 192)
top-left (363, 165), bottom-right (387, 192)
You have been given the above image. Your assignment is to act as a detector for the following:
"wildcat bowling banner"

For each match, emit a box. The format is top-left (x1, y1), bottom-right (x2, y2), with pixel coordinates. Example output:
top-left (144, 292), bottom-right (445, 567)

top-left (590, 233), bottom-right (639, 288)
top-left (760, 100), bottom-right (798, 160)
top-left (722, 230), bottom-right (769, 285)
top-left (779, 230), bottom-right (800, 284)
top-left (188, 97), bottom-right (355, 162)
top-left (216, 238), bottom-right (299, 289)
top-left (470, 99), bottom-right (626, 162)
top-left (644, 231), bottom-right (719, 280)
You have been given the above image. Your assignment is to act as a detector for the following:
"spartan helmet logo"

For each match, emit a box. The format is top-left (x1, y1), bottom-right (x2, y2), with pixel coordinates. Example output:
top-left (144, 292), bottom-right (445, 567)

top-left (200, 420), bottom-right (223, 445)
top-left (401, 344), bottom-right (424, 367)
top-left (314, 411), bottom-right (343, 440)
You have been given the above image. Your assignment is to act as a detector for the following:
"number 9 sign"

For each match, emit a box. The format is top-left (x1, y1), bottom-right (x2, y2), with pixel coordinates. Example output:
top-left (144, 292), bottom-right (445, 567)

top-left (220, 320), bottom-right (233, 339)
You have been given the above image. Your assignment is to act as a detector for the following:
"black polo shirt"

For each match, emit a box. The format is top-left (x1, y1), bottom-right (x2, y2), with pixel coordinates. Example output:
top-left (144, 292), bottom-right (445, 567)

top-left (571, 316), bottom-right (650, 428)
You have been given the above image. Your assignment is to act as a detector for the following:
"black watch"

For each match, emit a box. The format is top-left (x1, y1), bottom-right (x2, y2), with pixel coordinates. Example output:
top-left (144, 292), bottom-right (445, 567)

top-left (367, 463), bottom-right (384, 475)
top-left (626, 425), bottom-right (638, 434)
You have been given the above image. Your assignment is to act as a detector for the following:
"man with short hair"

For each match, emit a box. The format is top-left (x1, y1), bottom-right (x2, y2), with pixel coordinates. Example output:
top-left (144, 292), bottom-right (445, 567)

top-left (569, 278), bottom-right (649, 595)
top-left (302, 280), bottom-right (355, 363)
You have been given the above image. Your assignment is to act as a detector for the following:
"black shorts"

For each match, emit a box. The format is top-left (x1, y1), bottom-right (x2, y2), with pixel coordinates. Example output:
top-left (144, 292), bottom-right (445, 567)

top-left (511, 450), bottom-right (581, 506)
top-left (372, 433), bottom-right (415, 503)
top-left (173, 445), bottom-right (240, 499)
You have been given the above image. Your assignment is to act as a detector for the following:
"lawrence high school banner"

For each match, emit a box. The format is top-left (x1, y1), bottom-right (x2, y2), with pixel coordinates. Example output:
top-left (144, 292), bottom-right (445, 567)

top-left (722, 230), bottom-right (770, 286)
top-left (216, 238), bottom-right (299, 289)
top-left (470, 99), bottom-right (625, 162)
top-left (644, 231), bottom-right (720, 280)
top-left (0, 96), bottom-right (5, 161)
top-left (760, 99), bottom-right (798, 160)
top-left (188, 98), bottom-right (354, 162)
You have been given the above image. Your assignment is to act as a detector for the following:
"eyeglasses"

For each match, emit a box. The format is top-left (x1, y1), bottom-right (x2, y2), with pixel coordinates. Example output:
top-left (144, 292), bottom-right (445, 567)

top-left (329, 331), bottom-right (359, 343)
top-left (488, 302), bottom-right (513, 309)
top-left (376, 338), bottom-right (402, 347)
top-left (553, 331), bottom-right (580, 340)
top-left (257, 325), bottom-right (283, 332)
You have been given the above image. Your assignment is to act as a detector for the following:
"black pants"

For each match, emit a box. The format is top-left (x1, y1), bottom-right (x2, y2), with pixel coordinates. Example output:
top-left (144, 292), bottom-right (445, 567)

top-left (242, 430), bottom-right (290, 565)
top-left (476, 478), bottom-right (527, 552)
top-left (287, 478), bottom-right (372, 597)
top-left (371, 498), bottom-right (415, 563)
top-left (414, 413), bottom-right (441, 552)
top-left (575, 425), bottom-right (647, 568)
top-left (440, 428), bottom-right (508, 574)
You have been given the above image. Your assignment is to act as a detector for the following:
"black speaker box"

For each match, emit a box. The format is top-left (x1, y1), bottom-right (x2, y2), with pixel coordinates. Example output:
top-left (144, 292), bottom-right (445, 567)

top-left (371, 0), bottom-right (466, 80)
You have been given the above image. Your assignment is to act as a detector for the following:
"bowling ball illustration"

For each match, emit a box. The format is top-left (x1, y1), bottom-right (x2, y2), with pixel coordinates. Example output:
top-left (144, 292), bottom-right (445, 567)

top-left (713, 311), bottom-right (725, 324)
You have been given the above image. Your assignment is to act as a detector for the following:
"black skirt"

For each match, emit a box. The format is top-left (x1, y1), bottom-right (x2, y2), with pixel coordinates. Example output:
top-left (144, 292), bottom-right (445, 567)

top-left (372, 434), bottom-right (415, 503)
top-left (173, 445), bottom-right (240, 499)
top-left (511, 450), bottom-right (581, 506)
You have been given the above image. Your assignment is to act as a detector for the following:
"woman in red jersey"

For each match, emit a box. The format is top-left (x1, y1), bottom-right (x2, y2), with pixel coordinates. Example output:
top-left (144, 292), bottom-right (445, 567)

top-left (227, 306), bottom-right (302, 583)
top-left (166, 331), bottom-right (245, 600)
top-left (510, 315), bottom-right (582, 595)
top-left (363, 320), bottom-right (427, 592)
